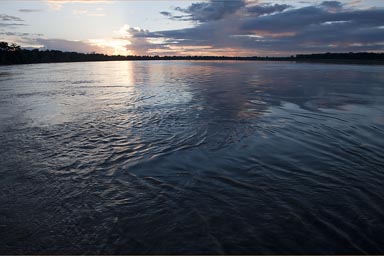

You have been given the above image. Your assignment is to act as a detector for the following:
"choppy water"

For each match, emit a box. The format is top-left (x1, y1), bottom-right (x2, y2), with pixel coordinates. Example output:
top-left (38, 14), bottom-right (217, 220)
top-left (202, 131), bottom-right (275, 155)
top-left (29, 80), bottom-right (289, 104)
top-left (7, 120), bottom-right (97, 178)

top-left (0, 61), bottom-right (384, 254)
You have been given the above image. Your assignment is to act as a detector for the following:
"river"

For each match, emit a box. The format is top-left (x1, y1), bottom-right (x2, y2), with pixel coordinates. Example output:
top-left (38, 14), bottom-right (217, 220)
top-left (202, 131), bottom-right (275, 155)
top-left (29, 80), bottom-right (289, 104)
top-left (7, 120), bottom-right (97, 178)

top-left (1, 60), bottom-right (384, 254)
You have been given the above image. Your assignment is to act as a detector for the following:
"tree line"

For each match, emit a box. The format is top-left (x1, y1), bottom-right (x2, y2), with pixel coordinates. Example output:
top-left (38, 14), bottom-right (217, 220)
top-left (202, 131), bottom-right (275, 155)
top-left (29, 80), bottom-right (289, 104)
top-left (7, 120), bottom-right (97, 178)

top-left (1, 42), bottom-right (383, 65)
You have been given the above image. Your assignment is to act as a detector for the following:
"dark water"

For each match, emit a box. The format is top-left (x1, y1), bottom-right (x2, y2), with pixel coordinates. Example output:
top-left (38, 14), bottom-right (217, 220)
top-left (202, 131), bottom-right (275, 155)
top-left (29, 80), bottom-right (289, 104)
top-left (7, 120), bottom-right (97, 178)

top-left (1, 61), bottom-right (384, 254)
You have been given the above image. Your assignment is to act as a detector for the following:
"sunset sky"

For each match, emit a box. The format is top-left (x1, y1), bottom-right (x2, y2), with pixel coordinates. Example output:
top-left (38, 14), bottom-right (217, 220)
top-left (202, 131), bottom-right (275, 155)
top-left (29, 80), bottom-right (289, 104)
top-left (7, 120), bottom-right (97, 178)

top-left (1, 0), bottom-right (384, 56)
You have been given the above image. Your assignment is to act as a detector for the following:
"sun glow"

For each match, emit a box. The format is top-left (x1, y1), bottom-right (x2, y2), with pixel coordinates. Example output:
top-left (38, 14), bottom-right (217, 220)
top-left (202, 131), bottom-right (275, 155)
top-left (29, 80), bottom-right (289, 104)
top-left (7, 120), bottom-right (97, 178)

top-left (89, 39), bottom-right (132, 55)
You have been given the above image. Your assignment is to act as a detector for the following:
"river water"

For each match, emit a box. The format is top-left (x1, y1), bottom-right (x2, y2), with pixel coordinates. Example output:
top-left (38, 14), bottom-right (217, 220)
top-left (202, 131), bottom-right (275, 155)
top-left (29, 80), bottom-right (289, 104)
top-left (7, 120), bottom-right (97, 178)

top-left (1, 61), bottom-right (384, 254)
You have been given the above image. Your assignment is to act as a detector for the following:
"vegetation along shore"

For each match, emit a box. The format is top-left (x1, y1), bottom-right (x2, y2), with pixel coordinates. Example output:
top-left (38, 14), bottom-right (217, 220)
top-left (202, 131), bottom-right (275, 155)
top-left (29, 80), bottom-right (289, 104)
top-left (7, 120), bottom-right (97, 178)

top-left (1, 42), bottom-right (384, 65)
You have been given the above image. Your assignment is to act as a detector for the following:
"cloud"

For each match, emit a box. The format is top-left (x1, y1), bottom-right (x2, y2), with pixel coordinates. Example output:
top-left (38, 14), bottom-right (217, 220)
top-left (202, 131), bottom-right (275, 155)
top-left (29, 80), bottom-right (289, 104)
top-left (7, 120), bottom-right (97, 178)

top-left (144, 0), bottom-right (384, 55)
top-left (123, 27), bottom-right (153, 53)
top-left (0, 14), bottom-right (25, 27)
top-left (116, 25), bottom-right (169, 55)
top-left (165, 0), bottom-right (245, 22)
top-left (160, 11), bottom-right (172, 17)
top-left (34, 38), bottom-right (107, 53)
top-left (0, 32), bottom-right (31, 36)
top-left (247, 3), bottom-right (291, 16)
top-left (0, 14), bottom-right (24, 22)
top-left (320, 1), bottom-right (343, 12)
top-left (241, 7), bottom-right (384, 33)
top-left (19, 9), bottom-right (43, 13)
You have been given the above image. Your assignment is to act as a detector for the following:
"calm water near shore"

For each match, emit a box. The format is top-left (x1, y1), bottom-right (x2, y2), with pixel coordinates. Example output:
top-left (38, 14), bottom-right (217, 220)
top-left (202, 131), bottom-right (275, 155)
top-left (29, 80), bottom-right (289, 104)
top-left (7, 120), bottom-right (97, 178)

top-left (0, 60), bottom-right (384, 254)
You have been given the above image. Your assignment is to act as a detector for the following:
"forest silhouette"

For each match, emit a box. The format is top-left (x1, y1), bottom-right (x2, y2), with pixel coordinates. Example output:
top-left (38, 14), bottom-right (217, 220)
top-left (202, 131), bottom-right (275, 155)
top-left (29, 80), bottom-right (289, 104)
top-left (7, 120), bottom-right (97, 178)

top-left (1, 42), bottom-right (383, 65)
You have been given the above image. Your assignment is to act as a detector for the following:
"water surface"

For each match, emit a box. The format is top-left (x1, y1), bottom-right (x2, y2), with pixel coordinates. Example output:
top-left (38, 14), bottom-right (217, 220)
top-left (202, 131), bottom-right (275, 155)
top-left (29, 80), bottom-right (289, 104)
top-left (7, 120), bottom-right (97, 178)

top-left (1, 61), bottom-right (384, 254)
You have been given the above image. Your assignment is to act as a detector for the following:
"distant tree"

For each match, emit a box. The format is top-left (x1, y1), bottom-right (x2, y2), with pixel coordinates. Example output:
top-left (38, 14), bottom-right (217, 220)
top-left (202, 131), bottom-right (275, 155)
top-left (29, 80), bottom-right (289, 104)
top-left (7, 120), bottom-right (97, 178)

top-left (0, 42), bottom-right (21, 52)
top-left (0, 42), bottom-right (9, 51)
top-left (9, 43), bottom-right (21, 52)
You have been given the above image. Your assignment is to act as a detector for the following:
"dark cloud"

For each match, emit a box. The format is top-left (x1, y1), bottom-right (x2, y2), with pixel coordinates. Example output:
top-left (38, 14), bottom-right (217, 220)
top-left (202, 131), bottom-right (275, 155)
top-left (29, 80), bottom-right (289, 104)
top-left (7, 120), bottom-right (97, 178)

top-left (241, 7), bottom-right (384, 32)
top-left (0, 23), bottom-right (25, 27)
top-left (160, 11), bottom-right (172, 17)
top-left (247, 3), bottom-right (291, 16)
top-left (159, 11), bottom-right (186, 21)
top-left (242, 6), bottom-right (329, 32)
top-left (0, 14), bottom-right (25, 27)
top-left (167, 0), bottom-right (245, 22)
top-left (0, 14), bottom-right (23, 22)
top-left (320, 1), bottom-right (343, 11)
top-left (125, 27), bottom-right (151, 37)
top-left (0, 31), bottom-right (44, 38)
top-left (0, 32), bottom-right (30, 36)
top-left (19, 9), bottom-right (43, 13)
top-left (145, 1), bottom-right (384, 55)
